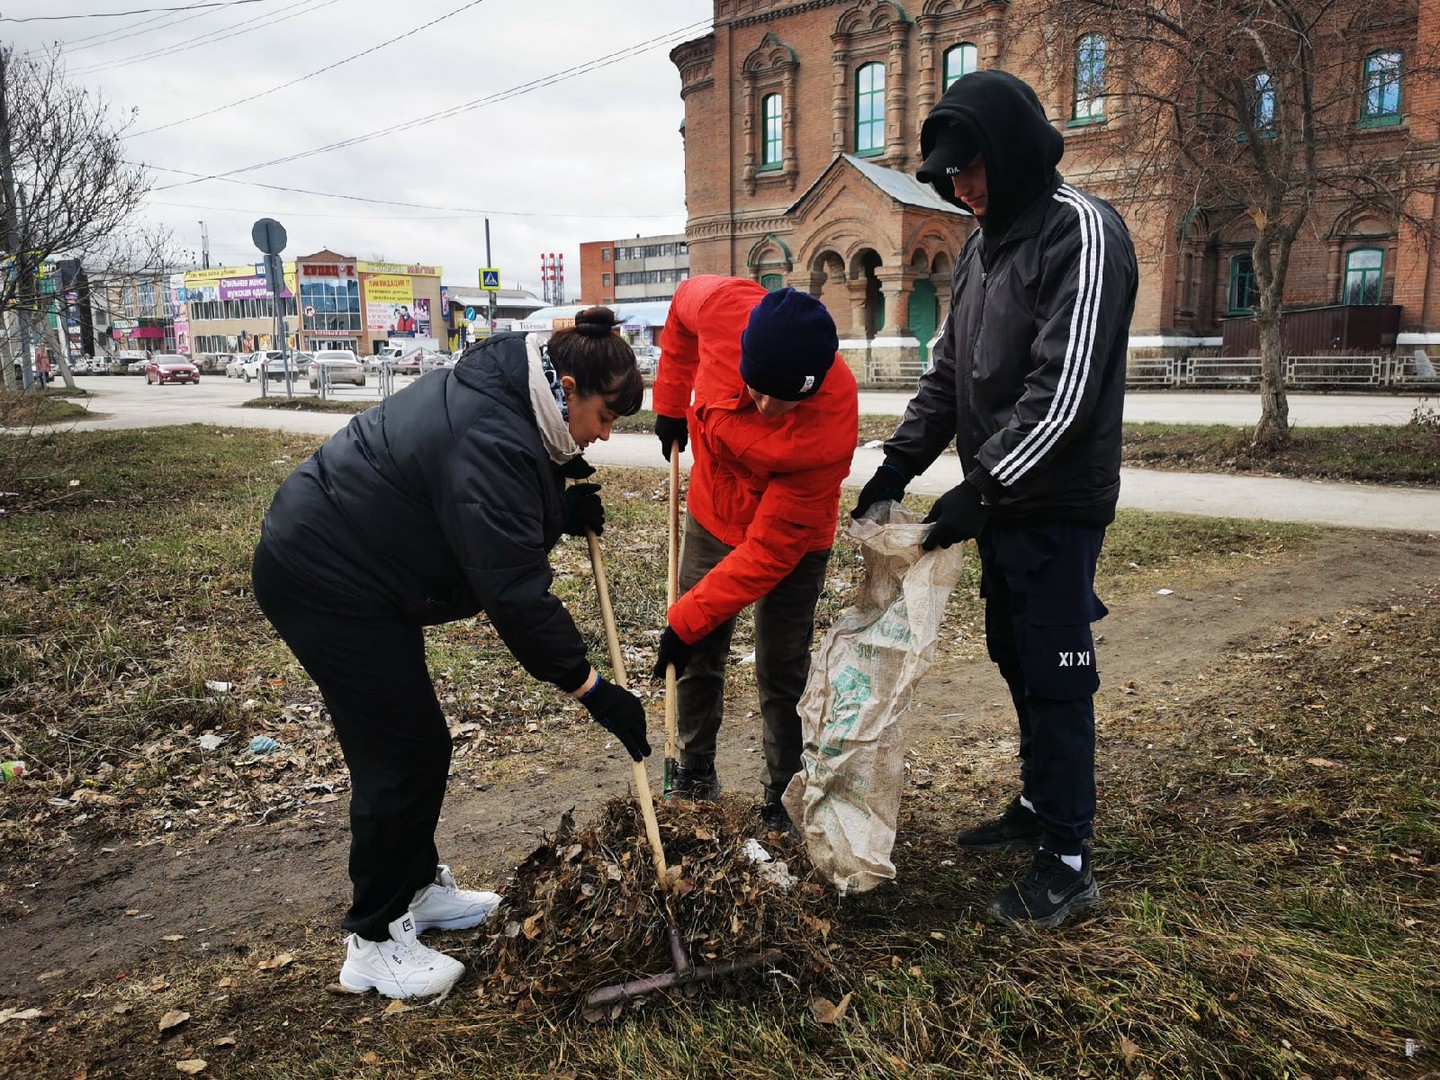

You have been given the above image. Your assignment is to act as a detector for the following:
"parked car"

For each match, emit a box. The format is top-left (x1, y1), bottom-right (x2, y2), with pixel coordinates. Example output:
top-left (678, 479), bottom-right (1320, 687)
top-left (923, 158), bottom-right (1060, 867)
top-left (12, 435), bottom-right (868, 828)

top-left (240, 350), bottom-right (287, 382)
top-left (394, 347), bottom-right (443, 376)
top-left (224, 354), bottom-right (249, 379)
top-left (633, 344), bottom-right (659, 376)
top-left (145, 354), bottom-right (200, 385)
top-left (308, 350), bottom-right (365, 388)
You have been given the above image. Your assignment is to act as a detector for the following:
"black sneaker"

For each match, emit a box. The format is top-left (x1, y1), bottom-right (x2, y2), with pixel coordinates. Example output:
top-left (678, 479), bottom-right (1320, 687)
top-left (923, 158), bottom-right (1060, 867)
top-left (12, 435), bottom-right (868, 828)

top-left (670, 761), bottom-right (722, 800)
top-left (987, 848), bottom-right (1099, 928)
top-left (956, 796), bottom-right (1043, 852)
top-left (757, 799), bottom-right (796, 837)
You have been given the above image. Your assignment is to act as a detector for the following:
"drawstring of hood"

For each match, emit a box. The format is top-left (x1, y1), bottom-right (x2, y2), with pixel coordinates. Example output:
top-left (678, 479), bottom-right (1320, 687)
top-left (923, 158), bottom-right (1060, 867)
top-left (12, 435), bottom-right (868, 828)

top-left (918, 69), bottom-right (1065, 239)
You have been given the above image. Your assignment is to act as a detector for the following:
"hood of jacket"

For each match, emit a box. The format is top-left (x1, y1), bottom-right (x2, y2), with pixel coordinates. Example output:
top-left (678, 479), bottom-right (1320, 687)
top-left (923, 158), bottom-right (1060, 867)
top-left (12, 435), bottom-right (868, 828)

top-left (918, 69), bottom-right (1064, 238)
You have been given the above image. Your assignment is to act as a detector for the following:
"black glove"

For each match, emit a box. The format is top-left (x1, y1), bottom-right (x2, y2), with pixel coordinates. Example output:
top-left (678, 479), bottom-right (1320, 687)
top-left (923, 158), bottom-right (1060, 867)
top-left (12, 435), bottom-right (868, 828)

top-left (851, 462), bottom-right (909, 520)
top-left (579, 676), bottom-right (651, 762)
top-left (922, 480), bottom-right (986, 550)
top-left (652, 625), bottom-right (694, 681)
top-left (655, 414), bottom-right (689, 460)
top-left (562, 482), bottom-right (604, 538)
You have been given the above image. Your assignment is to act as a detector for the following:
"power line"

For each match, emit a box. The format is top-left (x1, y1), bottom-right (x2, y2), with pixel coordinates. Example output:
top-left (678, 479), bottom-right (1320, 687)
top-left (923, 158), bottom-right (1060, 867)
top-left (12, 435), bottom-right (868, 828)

top-left (143, 170), bottom-right (683, 219)
top-left (43, 0), bottom-right (221, 53)
top-left (70, 0), bottom-right (334, 76)
top-left (2, 0), bottom-right (269, 21)
top-left (128, 0), bottom-right (490, 137)
top-left (153, 19), bottom-right (710, 190)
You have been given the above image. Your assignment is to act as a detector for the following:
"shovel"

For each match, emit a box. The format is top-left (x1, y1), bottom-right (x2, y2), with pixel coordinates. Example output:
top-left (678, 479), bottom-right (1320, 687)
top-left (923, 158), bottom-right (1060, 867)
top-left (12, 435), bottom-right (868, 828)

top-left (583, 527), bottom-right (777, 1017)
top-left (662, 444), bottom-right (681, 795)
top-left (586, 528), bottom-right (668, 886)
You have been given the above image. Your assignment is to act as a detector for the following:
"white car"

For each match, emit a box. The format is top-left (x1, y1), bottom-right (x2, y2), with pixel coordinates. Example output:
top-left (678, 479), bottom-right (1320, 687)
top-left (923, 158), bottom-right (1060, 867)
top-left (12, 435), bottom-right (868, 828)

top-left (308, 350), bottom-right (365, 388)
top-left (241, 350), bottom-right (288, 382)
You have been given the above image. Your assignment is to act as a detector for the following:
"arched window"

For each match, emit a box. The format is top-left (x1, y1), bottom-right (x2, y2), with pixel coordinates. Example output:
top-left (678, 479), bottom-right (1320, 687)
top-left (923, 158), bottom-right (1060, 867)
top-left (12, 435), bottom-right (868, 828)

top-left (760, 273), bottom-right (784, 292)
top-left (1360, 50), bottom-right (1402, 125)
top-left (1228, 254), bottom-right (1259, 314)
top-left (943, 43), bottom-right (977, 89)
top-left (760, 93), bottom-right (782, 168)
top-left (855, 62), bottom-right (885, 155)
top-left (1073, 33), bottom-right (1106, 122)
top-left (1343, 248), bottom-right (1384, 305)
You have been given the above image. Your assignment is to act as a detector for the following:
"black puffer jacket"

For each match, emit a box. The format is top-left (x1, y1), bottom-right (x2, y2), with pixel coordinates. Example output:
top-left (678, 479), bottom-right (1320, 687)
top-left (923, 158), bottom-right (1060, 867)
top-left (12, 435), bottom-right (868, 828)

top-left (887, 71), bottom-right (1138, 527)
top-left (258, 333), bottom-right (591, 692)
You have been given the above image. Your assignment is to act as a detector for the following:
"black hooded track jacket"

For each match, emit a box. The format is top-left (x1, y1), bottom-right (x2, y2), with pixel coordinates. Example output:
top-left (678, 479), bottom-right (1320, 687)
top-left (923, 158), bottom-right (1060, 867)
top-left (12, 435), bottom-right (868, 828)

top-left (257, 333), bottom-right (592, 693)
top-left (886, 70), bottom-right (1139, 527)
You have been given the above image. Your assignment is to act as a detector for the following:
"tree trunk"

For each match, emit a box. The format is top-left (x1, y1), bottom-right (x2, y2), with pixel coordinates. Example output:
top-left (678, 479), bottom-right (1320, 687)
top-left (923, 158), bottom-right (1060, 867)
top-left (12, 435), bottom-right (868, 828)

top-left (1253, 307), bottom-right (1289, 448)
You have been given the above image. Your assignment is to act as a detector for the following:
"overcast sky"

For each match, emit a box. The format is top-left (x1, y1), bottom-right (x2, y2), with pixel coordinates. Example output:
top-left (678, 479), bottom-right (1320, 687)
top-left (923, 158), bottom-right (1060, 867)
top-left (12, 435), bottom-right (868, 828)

top-left (8, 0), bottom-right (714, 298)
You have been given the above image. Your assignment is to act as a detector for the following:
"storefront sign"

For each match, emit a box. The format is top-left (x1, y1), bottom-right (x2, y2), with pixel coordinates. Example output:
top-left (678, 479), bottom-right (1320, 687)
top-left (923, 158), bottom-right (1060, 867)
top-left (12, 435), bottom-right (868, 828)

top-left (357, 261), bottom-right (441, 277)
top-left (220, 274), bottom-right (291, 300)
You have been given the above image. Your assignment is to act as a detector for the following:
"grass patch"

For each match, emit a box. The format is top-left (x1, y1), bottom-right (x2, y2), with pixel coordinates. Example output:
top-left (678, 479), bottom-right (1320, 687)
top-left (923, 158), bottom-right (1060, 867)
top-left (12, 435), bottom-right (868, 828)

top-left (241, 395), bottom-right (373, 413)
top-left (0, 426), bottom-right (1433, 1078)
top-left (0, 387), bottom-right (91, 427)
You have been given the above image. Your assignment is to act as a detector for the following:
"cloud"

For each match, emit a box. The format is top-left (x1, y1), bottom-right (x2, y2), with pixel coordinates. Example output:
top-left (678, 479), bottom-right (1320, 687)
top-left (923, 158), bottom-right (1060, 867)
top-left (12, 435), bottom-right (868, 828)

top-left (14, 0), bottom-right (712, 298)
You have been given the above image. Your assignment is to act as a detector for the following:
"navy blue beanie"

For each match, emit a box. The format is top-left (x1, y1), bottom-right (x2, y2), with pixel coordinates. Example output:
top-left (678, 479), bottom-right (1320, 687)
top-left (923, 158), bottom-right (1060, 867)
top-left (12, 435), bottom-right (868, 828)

top-left (739, 287), bottom-right (838, 401)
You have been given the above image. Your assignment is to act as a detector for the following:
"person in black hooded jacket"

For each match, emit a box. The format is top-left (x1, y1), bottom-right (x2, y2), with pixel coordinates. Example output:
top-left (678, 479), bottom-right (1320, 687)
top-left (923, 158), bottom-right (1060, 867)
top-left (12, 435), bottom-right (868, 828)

top-left (853, 69), bottom-right (1138, 928)
top-left (252, 308), bottom-right (649, 999)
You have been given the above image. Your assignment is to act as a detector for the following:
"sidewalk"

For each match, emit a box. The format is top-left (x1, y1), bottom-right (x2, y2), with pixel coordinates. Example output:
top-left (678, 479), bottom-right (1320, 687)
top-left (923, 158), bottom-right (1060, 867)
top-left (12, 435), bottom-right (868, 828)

top-left (584, 435), bottom-right (1440, 533)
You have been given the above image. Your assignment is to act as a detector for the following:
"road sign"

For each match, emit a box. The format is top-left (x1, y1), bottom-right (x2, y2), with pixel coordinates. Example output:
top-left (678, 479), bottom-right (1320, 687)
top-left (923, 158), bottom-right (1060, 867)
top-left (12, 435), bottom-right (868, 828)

top-left (479, 268), bottom-right (500, 291)
top-left (252, 218), bottom-right (287, 256)
top-left (464, 306), bottom-right (477, 321)
top-left (304, 305), bottom-right (315, 318)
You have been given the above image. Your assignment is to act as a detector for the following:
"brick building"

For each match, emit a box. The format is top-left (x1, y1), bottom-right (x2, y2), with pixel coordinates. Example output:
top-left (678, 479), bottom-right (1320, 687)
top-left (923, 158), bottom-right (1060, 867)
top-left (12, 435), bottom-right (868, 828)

top-left (671, 0), bottom-right (1440, 378)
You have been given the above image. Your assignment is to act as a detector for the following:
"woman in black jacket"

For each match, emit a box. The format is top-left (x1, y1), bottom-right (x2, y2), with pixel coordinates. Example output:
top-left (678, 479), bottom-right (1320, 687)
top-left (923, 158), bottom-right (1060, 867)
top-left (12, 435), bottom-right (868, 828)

top-left (252, 308), bottom-right (648, 999)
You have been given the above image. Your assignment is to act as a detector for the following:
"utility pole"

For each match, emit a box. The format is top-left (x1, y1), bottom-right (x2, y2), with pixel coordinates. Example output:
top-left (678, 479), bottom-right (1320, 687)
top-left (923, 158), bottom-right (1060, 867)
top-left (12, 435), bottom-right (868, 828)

top-left (484, 217), bottom-right (495, 332)
top-left (198, 221), bottom-right (210, 269)
top-left (0, 48), bottom-right (38, 393)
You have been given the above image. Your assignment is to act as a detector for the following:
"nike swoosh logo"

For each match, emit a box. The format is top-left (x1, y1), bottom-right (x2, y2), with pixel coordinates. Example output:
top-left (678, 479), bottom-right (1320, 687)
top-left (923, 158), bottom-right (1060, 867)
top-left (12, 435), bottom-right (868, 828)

top-left (1047, 890), bottom-right (1073, 905)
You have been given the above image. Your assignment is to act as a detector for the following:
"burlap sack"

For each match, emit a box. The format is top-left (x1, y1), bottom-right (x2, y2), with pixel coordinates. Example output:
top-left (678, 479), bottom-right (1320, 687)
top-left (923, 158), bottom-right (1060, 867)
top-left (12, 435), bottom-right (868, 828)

top-left (782, 503), bottom-right (965, 894)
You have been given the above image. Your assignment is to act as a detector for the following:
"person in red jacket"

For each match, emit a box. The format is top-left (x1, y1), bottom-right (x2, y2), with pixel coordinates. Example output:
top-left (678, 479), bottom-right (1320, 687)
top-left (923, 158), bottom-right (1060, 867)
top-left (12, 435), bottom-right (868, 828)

top-left (651, 276), bottom-right (859, 831)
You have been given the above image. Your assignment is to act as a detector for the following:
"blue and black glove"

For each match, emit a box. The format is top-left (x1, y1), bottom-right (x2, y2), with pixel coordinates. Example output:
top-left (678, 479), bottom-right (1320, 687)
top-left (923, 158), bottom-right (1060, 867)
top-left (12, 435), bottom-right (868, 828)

top-left (580, 676), bottom-right (651, 762)
top-left (852, 461), bottom-right (910, 519)
top-left (655, 414), bottom-right (689, 460)
top-left (922, 480), bottom-right (986, 550)
top-left (652, 625), bottom-right (695, 681)
top-left (563, 482), bottom-right (605, 538)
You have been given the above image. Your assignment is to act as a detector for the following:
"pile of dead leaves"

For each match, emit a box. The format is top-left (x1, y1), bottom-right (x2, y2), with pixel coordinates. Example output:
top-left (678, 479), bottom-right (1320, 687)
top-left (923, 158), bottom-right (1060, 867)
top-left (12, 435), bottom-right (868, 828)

top-left (474, 796), bottom-right (843, 1020)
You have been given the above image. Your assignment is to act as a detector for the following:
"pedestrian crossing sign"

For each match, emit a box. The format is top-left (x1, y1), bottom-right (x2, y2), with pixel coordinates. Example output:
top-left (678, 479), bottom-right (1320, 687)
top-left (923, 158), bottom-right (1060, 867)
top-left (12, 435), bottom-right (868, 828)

top-left (480, 268), bottom-right (501, 290)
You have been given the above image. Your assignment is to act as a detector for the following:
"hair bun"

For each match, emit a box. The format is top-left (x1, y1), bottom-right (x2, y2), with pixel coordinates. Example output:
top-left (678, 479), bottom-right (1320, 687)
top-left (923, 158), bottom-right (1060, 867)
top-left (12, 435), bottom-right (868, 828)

top-left (574, 306), bottom-right (621, 337)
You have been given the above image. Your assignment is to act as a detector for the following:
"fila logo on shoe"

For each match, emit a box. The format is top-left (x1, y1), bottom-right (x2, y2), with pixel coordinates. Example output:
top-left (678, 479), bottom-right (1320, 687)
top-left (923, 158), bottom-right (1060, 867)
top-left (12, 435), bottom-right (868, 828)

top-left (1057, 651), bottom-right (1092, 668)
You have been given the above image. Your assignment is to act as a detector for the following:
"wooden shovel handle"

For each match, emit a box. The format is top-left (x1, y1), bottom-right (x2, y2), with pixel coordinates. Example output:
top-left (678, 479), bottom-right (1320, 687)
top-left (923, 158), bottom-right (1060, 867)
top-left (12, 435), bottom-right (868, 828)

top-left (587, 528), bottom-right (670, 888)
top-left (664, 447), bottom-right (680, 764)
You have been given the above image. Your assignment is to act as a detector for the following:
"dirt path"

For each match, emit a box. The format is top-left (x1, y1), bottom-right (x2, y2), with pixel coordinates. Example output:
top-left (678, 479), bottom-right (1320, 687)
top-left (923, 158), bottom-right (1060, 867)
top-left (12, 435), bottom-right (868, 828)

top-left (2, 528), bottom-right (1436, 999)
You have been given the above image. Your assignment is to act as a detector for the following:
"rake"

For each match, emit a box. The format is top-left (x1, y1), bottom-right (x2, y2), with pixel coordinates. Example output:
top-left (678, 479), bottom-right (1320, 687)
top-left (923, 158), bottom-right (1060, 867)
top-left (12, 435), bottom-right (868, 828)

top-left (581, 527), bottom-right (778, 1017)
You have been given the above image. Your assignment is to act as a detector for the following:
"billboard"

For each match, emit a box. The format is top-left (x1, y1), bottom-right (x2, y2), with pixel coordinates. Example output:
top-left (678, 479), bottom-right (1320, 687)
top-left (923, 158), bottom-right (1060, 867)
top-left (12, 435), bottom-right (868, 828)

top-left (363, 275), bottom-right (416, 333)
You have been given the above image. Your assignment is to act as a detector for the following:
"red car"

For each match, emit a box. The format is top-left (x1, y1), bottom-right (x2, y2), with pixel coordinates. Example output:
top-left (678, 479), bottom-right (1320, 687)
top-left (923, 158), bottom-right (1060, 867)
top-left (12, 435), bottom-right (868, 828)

top-left (145, 354), bottom-right (201, 385)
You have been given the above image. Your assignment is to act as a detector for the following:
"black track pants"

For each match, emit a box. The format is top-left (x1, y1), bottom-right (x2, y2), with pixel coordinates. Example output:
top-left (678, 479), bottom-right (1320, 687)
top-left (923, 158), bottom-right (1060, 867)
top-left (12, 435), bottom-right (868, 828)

top-left (252, 542), bottom-right (448, 942)
top-left (978, 522), bottom-right (1108, 856)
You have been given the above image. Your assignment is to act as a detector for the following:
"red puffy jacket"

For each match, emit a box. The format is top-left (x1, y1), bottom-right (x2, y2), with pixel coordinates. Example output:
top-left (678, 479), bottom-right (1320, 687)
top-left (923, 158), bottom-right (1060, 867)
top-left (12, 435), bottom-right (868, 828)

top-left (653, 275), bottom-right (859, 644)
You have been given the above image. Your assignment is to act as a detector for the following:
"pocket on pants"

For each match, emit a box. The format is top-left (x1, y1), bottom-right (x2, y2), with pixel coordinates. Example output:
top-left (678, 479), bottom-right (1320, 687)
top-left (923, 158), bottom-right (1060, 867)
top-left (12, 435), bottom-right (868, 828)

top-left (1017, 594), bottom-right (1105, 699)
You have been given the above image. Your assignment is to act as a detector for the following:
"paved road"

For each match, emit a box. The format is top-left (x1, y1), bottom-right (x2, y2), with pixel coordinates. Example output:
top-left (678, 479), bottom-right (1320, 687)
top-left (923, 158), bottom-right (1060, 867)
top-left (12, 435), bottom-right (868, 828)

top-left (60, 375), bottom-right (1440, 532)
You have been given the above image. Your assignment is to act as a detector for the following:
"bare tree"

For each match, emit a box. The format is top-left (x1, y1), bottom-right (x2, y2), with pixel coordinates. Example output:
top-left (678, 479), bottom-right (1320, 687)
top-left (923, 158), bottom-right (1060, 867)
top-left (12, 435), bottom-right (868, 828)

top-left (1, 45), bottom-right (160, 393)
top-left (1016, 0), bottom-right (1440, 447)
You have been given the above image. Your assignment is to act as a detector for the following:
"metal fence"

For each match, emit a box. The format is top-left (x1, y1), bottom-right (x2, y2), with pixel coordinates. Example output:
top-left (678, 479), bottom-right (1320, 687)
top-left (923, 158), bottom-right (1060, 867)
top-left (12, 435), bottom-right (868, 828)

top-left (1126, 353), bottom-right (1440, 390)
top-left (864, 356), bottom-right (929, 385)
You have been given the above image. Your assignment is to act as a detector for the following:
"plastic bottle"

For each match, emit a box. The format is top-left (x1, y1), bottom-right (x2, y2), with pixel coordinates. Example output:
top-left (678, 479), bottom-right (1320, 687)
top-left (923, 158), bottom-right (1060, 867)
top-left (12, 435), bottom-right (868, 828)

top-left (0, 761), bottom-right (26, 782)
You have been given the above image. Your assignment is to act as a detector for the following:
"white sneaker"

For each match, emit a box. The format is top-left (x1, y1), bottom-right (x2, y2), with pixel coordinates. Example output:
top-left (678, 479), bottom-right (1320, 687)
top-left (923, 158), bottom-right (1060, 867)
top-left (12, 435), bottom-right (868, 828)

top-left (410, 864), bottom-right (501, 932)
top-left (338, 912), bottom-right (463, 999)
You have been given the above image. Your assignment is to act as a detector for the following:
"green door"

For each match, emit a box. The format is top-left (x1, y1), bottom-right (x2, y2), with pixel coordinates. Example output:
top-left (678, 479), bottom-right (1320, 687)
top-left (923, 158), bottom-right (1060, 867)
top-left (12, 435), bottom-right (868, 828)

top-left (908, 279), bottom-right (937, 364)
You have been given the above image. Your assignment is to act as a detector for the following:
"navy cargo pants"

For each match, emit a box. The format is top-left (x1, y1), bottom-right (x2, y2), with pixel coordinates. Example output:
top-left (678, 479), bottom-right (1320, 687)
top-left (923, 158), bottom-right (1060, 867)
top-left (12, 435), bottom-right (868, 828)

top-left (978, 522), bottom-right (1108, 857)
